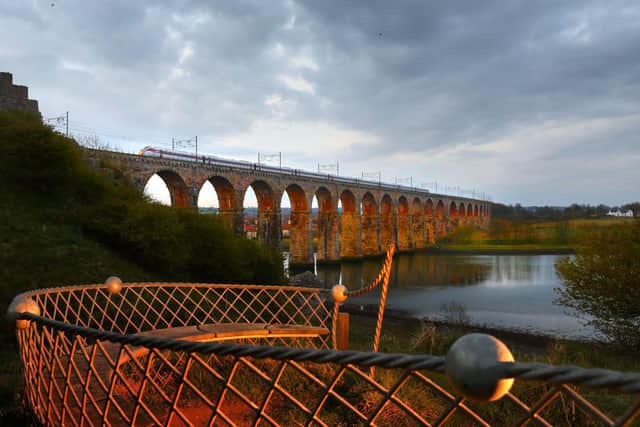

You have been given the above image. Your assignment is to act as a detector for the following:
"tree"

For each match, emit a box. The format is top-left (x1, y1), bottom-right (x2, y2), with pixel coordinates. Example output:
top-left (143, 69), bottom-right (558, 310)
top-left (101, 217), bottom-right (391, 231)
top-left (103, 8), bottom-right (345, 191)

top-left (555, 219), bottom-right (640, 348)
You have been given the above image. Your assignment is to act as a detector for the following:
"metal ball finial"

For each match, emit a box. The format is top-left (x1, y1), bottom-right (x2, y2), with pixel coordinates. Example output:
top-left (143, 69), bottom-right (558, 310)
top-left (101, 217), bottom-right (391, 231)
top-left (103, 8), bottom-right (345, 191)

top-left (105, 276), bottom-right (123, 295)
top-left (8, 297), bottom-right (41, 329)
top-left (331, 284), bottom-right (348, 303)
top-left (445, 333), bottom-right (515, 402)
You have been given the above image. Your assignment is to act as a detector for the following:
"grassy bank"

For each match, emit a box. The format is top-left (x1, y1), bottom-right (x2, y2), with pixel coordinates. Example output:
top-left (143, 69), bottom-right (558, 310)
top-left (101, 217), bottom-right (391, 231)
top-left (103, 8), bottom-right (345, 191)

top-left (439, 217), bottom-right (634, 253)
top-left (0, 112), bottom-right (285, 423)
top-left (347, 314), bottom-right (640, 425)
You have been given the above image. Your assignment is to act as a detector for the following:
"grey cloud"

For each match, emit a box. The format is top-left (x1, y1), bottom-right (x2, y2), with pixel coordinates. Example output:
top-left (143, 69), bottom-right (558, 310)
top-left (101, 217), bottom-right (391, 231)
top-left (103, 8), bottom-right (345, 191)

top-left (1, 1), bottom-right (639, 204)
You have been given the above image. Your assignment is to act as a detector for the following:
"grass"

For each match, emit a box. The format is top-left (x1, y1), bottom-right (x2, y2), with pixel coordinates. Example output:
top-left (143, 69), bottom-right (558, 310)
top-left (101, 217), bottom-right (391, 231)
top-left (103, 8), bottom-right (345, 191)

top-left (438, 217), bottom-right (634, 253)
top-left (346, 314), bottom-right (640, 425)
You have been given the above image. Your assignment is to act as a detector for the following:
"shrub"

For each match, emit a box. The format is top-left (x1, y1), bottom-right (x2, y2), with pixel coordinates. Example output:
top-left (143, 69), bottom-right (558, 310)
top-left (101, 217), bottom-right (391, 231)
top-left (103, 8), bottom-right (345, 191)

top-left (555, 219), bottom-right (640, 348)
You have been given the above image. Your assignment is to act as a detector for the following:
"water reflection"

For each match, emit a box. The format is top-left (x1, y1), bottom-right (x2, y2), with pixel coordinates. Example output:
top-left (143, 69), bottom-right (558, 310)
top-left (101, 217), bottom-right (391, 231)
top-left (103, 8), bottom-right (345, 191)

top-left (305, 252), bottom-right (492, 289)
top-left (286, 252), bottom-right (594, 339)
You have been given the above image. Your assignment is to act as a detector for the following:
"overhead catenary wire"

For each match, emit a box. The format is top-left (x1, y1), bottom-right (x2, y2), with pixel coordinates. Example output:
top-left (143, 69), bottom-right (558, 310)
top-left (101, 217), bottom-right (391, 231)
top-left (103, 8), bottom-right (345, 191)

top-left (46, 118), bottom-right (492, 200)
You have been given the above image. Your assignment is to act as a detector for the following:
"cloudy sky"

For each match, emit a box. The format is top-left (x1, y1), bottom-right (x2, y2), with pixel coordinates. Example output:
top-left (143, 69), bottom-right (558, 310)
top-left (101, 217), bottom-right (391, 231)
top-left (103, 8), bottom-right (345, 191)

top-left (2, 0), bottom-right (639, 206)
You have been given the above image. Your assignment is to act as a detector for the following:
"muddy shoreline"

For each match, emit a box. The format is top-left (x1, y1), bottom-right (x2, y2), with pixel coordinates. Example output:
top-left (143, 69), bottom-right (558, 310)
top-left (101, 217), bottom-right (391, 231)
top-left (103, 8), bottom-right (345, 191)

top-left (342, 302), bottom-right (597, 355)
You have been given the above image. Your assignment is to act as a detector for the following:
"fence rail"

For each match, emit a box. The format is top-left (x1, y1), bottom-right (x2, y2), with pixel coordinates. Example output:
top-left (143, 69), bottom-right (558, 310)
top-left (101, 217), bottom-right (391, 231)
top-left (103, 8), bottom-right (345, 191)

top-left (9, 279), bottom-right (640, 426)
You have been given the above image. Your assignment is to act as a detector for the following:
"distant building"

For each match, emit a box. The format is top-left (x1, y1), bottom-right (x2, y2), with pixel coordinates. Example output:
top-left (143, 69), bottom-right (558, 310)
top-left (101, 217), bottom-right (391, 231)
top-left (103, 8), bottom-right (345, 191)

top-left (282, 222), bottom-right (291, 238)
top-left (606, 209), bottom-right (634, 217)
top-left (245, 224), bottom-right (257, 239)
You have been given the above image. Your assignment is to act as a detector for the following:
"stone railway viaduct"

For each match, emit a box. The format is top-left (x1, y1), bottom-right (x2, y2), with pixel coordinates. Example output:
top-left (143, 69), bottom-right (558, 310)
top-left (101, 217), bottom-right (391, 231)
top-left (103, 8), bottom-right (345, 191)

top-left (90, 149), bottom-right (491, 266)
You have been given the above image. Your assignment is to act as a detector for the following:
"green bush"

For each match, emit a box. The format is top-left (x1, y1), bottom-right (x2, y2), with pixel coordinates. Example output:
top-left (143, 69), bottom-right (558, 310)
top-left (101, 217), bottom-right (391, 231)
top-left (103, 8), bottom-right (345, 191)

top-left (555, 219), bottom-right (640, 348)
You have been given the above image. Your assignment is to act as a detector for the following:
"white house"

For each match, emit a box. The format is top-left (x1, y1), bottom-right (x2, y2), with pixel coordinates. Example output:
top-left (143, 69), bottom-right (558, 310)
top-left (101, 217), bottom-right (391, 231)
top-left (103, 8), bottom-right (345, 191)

top-left (606, 209), bottom-right (634, 217)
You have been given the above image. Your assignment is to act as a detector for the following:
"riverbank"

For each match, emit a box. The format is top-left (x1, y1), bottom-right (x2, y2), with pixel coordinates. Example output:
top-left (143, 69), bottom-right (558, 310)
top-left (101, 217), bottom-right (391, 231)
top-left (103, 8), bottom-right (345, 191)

top-left (342, 311), bottom-right (640, 425)
top-left (346, 311), bottom-right (637, 374)
top-left (432, 244), bottom-right (574, 255)
top-left (343, 304), bottom-right (591, 355)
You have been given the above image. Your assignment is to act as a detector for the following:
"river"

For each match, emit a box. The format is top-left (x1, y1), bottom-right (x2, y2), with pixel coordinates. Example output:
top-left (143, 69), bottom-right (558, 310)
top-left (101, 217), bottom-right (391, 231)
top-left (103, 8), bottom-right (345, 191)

top-left (286, 252), bottom-right (595, 340)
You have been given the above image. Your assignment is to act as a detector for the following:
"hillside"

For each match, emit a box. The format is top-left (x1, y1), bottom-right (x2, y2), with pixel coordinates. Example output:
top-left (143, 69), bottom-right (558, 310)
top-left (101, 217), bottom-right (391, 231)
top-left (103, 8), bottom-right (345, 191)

top-left (0, 112), bottom-right (284, 422)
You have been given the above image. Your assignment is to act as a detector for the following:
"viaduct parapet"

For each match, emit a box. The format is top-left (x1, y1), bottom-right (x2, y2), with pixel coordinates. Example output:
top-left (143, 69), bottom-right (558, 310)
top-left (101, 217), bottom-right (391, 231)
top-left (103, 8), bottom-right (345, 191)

top-left (88, 148), bottom-right (491, 266)
top-left (0, 72), bottom-right (40, 116)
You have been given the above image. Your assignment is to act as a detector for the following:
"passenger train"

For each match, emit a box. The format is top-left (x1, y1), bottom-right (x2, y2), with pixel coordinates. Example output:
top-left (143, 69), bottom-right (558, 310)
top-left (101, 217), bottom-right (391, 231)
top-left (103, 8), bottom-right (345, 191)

top-left (138, 146), bottom-right (431, 195)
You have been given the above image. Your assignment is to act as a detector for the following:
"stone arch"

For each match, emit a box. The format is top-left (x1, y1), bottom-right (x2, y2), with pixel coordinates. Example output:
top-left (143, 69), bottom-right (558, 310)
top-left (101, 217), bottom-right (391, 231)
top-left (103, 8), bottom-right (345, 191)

top-left (284, 184), bottom-right (311, 265)
top-left (425, 198), bottom-right (435, 244)
top-left (202, 176), bottom-right (239, 230)
top-left (205, 176), bottom-right (236, 210)
top-left (244, 180), bottom-right (279, 246)
top-left (316, 187), bottom-right (335, 213)
top-left (467, 203), bottom-right (473, 218)
top-left (459, 203), bottom-right (466, 218)
top-left (151, 170), bottom-right (191, 208)
top-left (315, 187), bottom-right (338, 261)
top-left (361, 192), bottom-right (379, 255)
top-left (411, 197), bottom-right (426, 249)
top-left (449, 201), bottom-right (459, 233)
top-left (380, 194), bottom-right (394, 250)
top-left (340, 190), bottom-right (357, 213)
top-left (474, 204), bottom-right (479, 217)
top-left (339, 190), bottom-right (360, 258)
top-left (449, 201), bottom-right (458, 218)
top-left (397, 196), bottom-right (411, 250)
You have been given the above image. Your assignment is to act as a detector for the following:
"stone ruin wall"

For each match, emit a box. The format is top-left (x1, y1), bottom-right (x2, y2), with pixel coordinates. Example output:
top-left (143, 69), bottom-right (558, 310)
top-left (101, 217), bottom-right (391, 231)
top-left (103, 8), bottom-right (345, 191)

top-left (0, 72), bottom-right (40, 116)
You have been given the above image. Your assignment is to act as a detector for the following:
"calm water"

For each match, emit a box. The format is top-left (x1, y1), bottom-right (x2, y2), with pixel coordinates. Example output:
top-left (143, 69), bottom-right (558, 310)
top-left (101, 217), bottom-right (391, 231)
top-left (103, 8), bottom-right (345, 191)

top-left (286, 252), bottom-right (595, 340)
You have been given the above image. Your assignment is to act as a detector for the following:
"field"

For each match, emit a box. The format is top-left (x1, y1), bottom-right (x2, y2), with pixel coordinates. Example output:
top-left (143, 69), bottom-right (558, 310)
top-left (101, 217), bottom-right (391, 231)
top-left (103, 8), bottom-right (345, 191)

top-left (440, 217), bottom-right (635, 252)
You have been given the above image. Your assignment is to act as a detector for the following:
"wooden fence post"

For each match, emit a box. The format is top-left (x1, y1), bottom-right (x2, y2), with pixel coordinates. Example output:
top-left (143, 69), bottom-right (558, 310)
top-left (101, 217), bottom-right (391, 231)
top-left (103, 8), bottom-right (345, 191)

top-left (337, 312), bottom-right (350, 350)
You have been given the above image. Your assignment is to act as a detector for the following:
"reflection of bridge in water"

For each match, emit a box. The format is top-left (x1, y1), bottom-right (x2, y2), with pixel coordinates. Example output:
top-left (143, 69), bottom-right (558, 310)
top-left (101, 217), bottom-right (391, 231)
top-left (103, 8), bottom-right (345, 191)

top-left (314, 252), bottom-right (491, 289)
top-left (88, 148), bottom-right (491, 265)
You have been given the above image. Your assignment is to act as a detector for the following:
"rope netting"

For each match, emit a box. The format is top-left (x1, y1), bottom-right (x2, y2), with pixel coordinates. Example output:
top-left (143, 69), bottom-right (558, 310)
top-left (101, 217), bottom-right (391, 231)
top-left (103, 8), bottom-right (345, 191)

top-left (8, 247), bottom-right (640, 426)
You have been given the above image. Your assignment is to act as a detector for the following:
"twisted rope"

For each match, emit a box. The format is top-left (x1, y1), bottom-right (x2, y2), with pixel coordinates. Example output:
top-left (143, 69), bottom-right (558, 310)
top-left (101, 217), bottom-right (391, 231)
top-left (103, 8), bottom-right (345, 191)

top-left (370, 245), bottom-right (395, 375)
top-left (15, 312), bottom-right (640, 395)
top-left (345, 245), bottom-right (396, 298)
top-left (506, 362), bottom-right (640, 394)
top-left (330, 245), bottom-right (395, 350)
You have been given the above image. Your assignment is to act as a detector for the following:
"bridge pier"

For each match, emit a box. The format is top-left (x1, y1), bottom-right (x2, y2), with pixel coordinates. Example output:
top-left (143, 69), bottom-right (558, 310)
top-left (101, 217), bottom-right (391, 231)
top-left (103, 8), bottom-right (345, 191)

top-left (257, 208), bottom-right (281, 248)
top-left (425, 216), bottom-right (435, 244)
top-left (397, 197), bottom-right (411, 251)
top-left (380, 195), bottom-right (394, 252)
top-left (448, 215), bottom-right (458, 235)
top-left (361, 212), bottom-right (380, 255)
top-left (218, 209), bottom-right (243, 233)
top-left (339, 191), bottom-right (361, 259)
top-left (288, 208), bottom-right (313, 265)
top-left (361, 193), bottom-right (380, 256)
top-left (434, 216), bottom-right (446, 240)
top-left (316, 210), bottom-right (339, 262)
top-left (339, 211), bottom-right (361, 259)
top-left (412, 214), bottom-right (426, 249)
